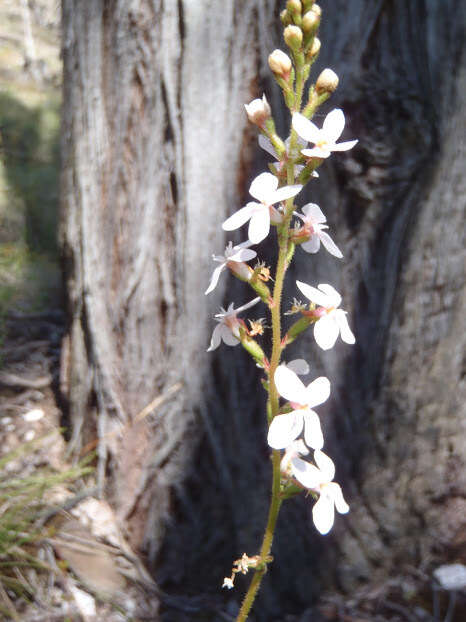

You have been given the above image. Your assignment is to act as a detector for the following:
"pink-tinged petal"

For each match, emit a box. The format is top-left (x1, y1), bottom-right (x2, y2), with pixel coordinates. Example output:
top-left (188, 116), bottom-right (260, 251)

top-left (205, 264), bottom-right (226, 295)
top-left (301, 147), bottom-right (331, 159)
top-left (330, 139), bottom-right (358, 152)
top-left (221, 324), bottom-right (240, 346)
top-left (314, 315), bottom-right (339, 350)
top-left (302, 409), bottom-right (324, 449)
top-left (290, 456), bottom-right (323, 488)
top-left (317, 284), bottom-right (342, 307)
top-left (312, 494), bottom-right (335, 535)
top-left (267, 412), bottom-right (303, 449)
top-left (301, 234), bottom-right (321, 254)
top-left (296, 280), bottom-right (331, 307)
top-left (269, 184), bottom-right (303, 204)
top-left (286, 359), bottom-right (310, 376)
top-left (301, 203), bottom-right (326, 224)
top-left (313, 449), bottom-right (336, 481)
top-left (334, 309), bottom-right (355, 344)
top-left (207, 324), bottom-right (223, 351)
top-left (304, 376), bottom-right (331, 408)
top-left (222, 204), bottom-right (256, 231)
top-left (274, 365), bottom-right (308, 404)
top-left (319, 231), bottom-right (343, 258)
top-left (292, 112), bottom-right (321, 144)
top-left (322, 108), bottom-right (345, 143)
top-left (248, 207), bottom-right (270, 243)
top-left (249, 172), bottom-right (278, 202)
top-left (258, 134), bottom-right (277, 159)
top-left (327, 482), bottom-right (349, 514)
top-left (229, 247), bottom-right (257, 262)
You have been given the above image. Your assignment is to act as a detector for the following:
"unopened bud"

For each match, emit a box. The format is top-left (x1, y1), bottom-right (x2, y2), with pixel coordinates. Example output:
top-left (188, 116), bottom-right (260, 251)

top-left (244, 95), bottom-right (271, 128)
top-left (310, 37), bottom-right (321, 57)
top-left (280, 9), bottom-right (291, 26)
top-left (268, 49), bottom-right (292, 79)
top-left (311, 4), bottom-right (322, 18)
top-left (284, 25), bottom-right (303, 51)
top-left (286, 0), bottom-right (302, 17)
top-left (315, 68), bottom-right (339, 95)
top-left (302, 10), bottom-right (320, 33)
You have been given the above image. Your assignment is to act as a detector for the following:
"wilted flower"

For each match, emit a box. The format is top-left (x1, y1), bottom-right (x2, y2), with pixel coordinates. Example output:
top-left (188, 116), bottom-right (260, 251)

top-left (296, 281), bottom-right (355, 350)
top-left (205, 241), bottom-right (256, 295)
top-left (207, 297), bottom-right (260, 352)
top-left (292, 109), bottom-right (358, 159)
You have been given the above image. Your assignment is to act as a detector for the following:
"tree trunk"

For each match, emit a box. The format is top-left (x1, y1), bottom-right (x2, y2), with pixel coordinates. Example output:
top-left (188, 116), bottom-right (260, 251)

top-left (60, 0), bottom-right (465, 620)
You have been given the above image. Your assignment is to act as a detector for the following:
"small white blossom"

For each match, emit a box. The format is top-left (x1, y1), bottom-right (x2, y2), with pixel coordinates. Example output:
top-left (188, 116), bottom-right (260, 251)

top-left (222, 577), bottom-right (234, 589)
top-left (295, 204), bottom-right (342, 258)
top-left (292, 109), bottom-right (358, 159)
top-left (296, 281), bottom-right (355, 350)
top-left (207, 297), bottom-right (260, 352)
top-left (258, 135), bottom-right (318, 179)
top-left (205, 241), bottom-right (257, 295)
top-left (244, 94), bottom-right (271, 127)
top-left (267, 364), bottom-right (330, 450)
top-left (290, 449), bottom-right (349, 535)
top-left (222, 172), bottom-right (302, 244)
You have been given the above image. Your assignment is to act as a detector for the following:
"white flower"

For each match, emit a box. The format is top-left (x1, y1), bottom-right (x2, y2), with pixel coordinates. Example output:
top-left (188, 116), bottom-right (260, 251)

top-left (207, 297), bottom-right (260, 352)
top-left (295, 203), bottom-right (342, 258)
top-left (296, 281), bottom-right (355, 350)
top-left (267, 364), bottom-right (330, 450)
top-left (258, 135), bottom-right (318, 179)
top-left (205, 241), bottom-right (257, 295)
top-left (222, 172), bottom-right (302, 244)
top-left (222, 577), bottom-right (234, 589)
top-left (289, 449), bottom-right (349, 535)
top-left (292, 109), bottom-right (358, 159)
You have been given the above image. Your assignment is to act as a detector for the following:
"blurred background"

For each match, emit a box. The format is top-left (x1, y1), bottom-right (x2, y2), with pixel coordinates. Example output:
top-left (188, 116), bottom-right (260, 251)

top-left (0, 1), bottom-right (465, 621)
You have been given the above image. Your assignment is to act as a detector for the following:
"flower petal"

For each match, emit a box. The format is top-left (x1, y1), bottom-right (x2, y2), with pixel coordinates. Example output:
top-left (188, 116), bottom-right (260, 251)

top-left (286, 359), bottom-right (310, 375)
top-left (234, 297), bottom-right (261, 314)
top-left (274, 365), bottom-right (308, 404)
top-left (222, 204), bottom-right (256, 231)
top-left (269, 184), bottom-right (303, 204)
top-left (249, 172), bottom-right (278, 202)
top-left (312, 493), bottom-right (335, 535)
top-left (207, 324), bottom-right (223, 351)
top-left (221, 324), bottom-right (240, 346)
top-left (301, 234), bottom-right (321, 254)
top-left (205, 263), bottom-right (226, 295)
top-left (304, 377), bottom-right (331, 408)
top-left (290, 456), bottom-right (323, 488)
top-left (318, 231), bottom-right (343, 258)
top-left (292, 112), bottom-right (321, 144)
top-left (317, 284), bottom-right (342, 307)
top-left (322, 108), bottom-right (345, 143)
top-left (267, 412), bottom-right (303, 449)
top-left (314, 315), bottom-right (339, 350)
top-left (301, 203), bottom-right (326, 224)
top-left (296, 280), bottom-right (331, 308)
top-left (301, 147), bottom-right (331, 159)
top-left (334, 309), bottom-right (355, 344)
top-left (313, 449), bottom-right (335, 481)
top-left (229, 247), bottom-right (257, 262)
top-left (330, 139), bottom-right (358, 152)
top-left (258, 134), bottom-right (277, 158)
top-left (248, 207), bottom-right (270, 243)
top-left (302, 409), bottom-right (324, 449)
top-left (328, 482), bottom-right (350, 514)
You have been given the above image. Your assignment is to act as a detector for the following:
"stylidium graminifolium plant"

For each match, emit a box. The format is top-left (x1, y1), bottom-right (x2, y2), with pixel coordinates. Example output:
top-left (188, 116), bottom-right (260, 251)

top-left (205, 2), bottom-right (357, 619)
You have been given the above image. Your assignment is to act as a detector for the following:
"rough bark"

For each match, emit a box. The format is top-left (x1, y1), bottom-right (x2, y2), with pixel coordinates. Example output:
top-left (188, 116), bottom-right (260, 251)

top-left (60, 0), bottom-right (465, 620)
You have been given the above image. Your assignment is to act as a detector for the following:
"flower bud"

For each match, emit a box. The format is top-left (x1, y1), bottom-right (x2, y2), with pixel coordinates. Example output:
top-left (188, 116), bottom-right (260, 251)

top-left (286, 0), bottom-right (302, 17)
top-left (280, 9), bottom-right (292, 26)
top-left (315, 68), bottom-right (339, 95)
top-left (310, 37), bottom-right (321, 57)
top-left (268, 49), bottom-right (292, 79)
top-left (302, 10), bottom-right (320, 33)
top-left (244, 94), bottom-right (271, 128)
top-left (284, 25), bottom-right (303, 51)
top-left (311, 4), bottom-right (322, 18)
